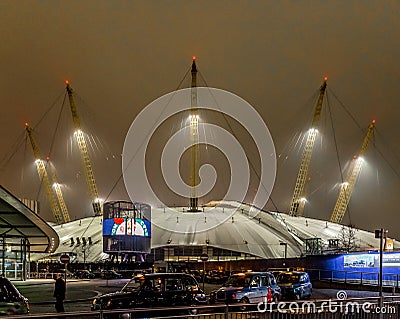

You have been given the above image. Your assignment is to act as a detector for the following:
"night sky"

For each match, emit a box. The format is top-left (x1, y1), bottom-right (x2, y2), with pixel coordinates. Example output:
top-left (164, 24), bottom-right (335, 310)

top-left (1, 1), bottom-right (399, 239)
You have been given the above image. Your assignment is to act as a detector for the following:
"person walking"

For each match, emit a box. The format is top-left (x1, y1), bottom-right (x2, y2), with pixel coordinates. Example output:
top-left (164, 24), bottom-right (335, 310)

top-left (53, 273), bottom-right (66, 313)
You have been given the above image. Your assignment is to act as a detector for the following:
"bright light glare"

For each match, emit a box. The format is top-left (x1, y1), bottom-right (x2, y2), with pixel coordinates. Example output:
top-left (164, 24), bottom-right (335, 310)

top-left (341, 182), bottom-right (349, 187)
top-left (299, 197), bottom-right (307, 203)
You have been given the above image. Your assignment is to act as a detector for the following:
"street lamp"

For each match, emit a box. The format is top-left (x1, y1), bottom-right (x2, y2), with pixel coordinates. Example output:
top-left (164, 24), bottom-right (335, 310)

top-left (280, 242), bottom-right (288, 259)
top-left (375, 228), bottom-right (388, 302)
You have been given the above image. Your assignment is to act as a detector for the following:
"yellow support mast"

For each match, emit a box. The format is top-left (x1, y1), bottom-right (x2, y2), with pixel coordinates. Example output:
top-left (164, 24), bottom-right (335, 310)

top-left (47, 160), bottom-right (71, 223)
top-left (289, 77), bottom-right (328, 217)
top-left (25, 123), bottom-right (64, 224)
top-left (188, 56), bottom-right (200, 212)
top-left (65, 81), bottom-right (102, 216)
top-left (330, 120), bottom-right (376, 224)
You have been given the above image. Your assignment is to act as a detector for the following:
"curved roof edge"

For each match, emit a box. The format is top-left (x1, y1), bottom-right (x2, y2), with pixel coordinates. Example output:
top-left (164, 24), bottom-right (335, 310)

top-left (0, 185), bottom-right (59, 253)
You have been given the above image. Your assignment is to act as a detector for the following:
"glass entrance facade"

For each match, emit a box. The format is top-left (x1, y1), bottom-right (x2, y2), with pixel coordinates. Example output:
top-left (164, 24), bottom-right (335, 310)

top-left (0, 238), bottom-right (30, 280)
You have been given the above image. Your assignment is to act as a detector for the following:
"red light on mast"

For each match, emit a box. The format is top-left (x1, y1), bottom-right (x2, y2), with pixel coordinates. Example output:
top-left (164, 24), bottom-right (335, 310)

top-left (324, 76), bottom-right (328, 81)
top-left (192, 56), bottom-right (196, 61)
top-left (65, 80), bottom-right (69, 85)
top-left (25, 122), bottom-right (29, 127)
top-left (372, 119), bottom-right (376, 124)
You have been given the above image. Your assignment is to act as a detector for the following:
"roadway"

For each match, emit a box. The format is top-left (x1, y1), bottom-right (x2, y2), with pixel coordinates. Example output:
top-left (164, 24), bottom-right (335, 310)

top-left (13, 278), bottom-right (397, 315)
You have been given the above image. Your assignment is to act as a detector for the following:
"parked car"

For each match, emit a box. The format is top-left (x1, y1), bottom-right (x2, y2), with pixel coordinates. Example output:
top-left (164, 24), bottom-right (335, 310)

top-left (205, 270), bottom-right (228, 284)
top-left (100, 269), bottom-right (123, 279)
top-left (271, 270), bottom-right (285, 279)
top-left (276, 271), bottom-right (312, 300)
top-left (92, 273), bottom-right (206, 316)
top-left (74, 269), bottom-right (95, 279)
top-left (0, 277), bottom-right (29, 315)
top-left (92, 269), bottom-right (103, 278)
top-left (190, 270), bottom-right (203, 283)
top-left (209, 272), bottom-right (281, 309)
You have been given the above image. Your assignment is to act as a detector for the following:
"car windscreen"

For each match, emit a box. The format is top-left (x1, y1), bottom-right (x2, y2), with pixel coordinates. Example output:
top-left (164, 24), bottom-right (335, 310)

top-left (0, 279), bottom-right (22, 301)
top-left (277, 274), bottom-right (300, 284)
top-left (224, 275), bottom-right (251, 287)
top-left (121, 276), bottom-right (144, 292)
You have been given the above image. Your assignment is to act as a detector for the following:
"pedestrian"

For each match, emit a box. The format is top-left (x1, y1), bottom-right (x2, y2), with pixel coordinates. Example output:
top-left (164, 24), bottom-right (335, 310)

top-left (53, 273), bottom-right (66, 313)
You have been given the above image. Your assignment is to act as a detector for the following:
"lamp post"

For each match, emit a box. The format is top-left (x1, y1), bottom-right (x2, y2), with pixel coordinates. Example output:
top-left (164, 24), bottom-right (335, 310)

top-left (375, 228), bottom-right (387, 311)
top-left (200, 253), bottom-right (208, 292)
top-left (280, 242), bottom-right (288, 259)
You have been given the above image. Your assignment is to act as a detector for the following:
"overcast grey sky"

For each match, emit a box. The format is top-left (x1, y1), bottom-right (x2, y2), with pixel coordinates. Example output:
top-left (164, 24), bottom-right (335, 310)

top-left (1, 1), bottom-right (399, 238)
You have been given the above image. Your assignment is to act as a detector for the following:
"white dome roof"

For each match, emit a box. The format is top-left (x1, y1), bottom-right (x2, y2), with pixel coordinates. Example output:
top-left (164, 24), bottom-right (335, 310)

top-left (31, 201), bottom-right (399, 262)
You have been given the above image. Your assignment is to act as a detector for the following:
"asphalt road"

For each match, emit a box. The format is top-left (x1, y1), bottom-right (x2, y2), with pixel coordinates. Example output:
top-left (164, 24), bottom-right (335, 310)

top-left (13, 278), bottom-right (395, 315)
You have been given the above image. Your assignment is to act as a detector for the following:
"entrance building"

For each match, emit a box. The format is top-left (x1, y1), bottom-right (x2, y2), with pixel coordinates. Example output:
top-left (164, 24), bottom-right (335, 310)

top-left (0, 185), bottom-right (59, 280)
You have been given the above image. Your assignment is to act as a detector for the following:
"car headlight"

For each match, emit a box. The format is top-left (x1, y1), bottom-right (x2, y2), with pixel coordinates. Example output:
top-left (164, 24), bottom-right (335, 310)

top-left (92, 299), bottom-right (97, 305)
top-left (106, 300), bottom-right (112, 308)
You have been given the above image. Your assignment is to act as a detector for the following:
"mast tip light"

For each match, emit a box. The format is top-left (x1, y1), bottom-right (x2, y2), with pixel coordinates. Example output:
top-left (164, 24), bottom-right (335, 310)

top-left (25, 122), bottom-right (29, 127)
top-left (324, 76), bottom-right (328, 81)
top-left (192, 56), bottom-right (196, 61)
top-left (372, 119), bottom-right (376, 124)
top-left (65, 80), bottom-right (69, 85)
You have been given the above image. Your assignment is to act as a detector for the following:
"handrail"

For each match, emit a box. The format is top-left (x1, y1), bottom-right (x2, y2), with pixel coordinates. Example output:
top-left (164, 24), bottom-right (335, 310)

top-left (308, 268), bottom-right (400, 288)
top-left (2, 297), bottom-right (400, 319)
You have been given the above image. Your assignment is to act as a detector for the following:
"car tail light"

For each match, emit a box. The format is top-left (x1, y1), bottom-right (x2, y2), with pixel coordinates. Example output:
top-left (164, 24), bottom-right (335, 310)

top-left (267, 286), bottom-right (272, 302)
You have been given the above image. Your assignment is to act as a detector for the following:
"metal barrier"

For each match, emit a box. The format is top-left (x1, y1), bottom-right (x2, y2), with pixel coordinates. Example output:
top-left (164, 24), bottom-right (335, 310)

top-left (2, 297), bottom-right (400, 319)
top-left (308, 268), bottom-right (400, 288)
top-left (29, 272), bottom-right (74, 279)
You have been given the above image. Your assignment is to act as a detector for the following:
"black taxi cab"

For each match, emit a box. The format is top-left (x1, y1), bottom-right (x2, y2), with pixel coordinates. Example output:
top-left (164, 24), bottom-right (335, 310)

top-left (92, 273), bottom-right (206, 315)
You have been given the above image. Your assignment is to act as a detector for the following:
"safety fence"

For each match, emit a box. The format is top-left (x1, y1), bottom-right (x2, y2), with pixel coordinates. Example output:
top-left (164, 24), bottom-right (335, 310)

top-left (29, 272), bottom-right (74, 279)
top-left (308, 269), bottom-right (400, 288)
top-left (2, 296), bottom-right (400, 319)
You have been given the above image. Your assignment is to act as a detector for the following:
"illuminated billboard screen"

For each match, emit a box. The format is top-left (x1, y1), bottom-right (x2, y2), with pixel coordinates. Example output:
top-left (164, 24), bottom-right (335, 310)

top-left (344, 254), bottom-right (377, 268)
top-left (382, 253), bottom-right (400, 267)
top-left (103, 218), bottom-right (151, 237)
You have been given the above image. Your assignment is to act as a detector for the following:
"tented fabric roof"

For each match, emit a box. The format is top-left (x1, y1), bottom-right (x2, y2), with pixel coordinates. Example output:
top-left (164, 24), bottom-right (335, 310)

top-left (31, 201), bottom-right (397, 262)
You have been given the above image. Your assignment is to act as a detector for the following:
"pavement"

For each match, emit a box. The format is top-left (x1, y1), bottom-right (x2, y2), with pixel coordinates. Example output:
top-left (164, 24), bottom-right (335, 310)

top-left (13, 278), bottom-right (125, 314)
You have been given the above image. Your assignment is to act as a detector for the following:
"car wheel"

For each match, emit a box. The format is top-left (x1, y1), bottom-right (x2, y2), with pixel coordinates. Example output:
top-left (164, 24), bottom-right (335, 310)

top-left (239, 297), bottom-right (249, 311)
